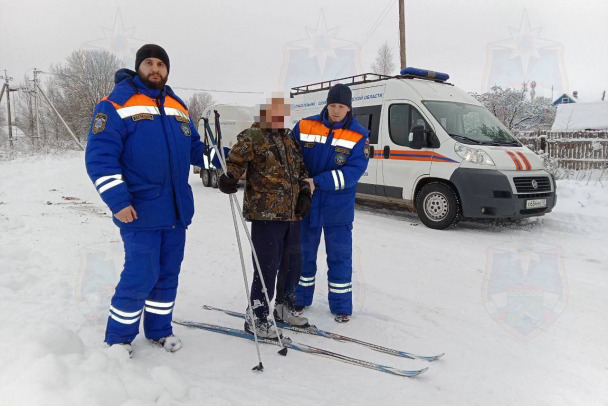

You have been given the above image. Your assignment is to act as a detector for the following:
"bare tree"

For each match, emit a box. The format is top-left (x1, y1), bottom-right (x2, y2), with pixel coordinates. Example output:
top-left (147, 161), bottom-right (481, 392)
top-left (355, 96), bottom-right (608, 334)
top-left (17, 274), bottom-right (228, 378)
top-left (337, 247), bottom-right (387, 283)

top-left (473, 83), bottom-right (556, 131)
top-left (371, 42), bottom-right (396, 76)
top-left (187, 92), bottom-right (215, 130)
top-left (48, 50), bottom-right (122, 142)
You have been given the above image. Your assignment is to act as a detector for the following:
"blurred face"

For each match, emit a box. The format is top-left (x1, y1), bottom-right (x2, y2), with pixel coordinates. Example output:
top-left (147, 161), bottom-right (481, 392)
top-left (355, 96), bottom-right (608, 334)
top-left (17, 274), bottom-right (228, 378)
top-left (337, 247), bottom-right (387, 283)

top-left (137, 57), bottom-right (168, 89)
top-left (260, 98), bottom-right (290, 129)
top-left (327, 103), bottom-right (350, 124)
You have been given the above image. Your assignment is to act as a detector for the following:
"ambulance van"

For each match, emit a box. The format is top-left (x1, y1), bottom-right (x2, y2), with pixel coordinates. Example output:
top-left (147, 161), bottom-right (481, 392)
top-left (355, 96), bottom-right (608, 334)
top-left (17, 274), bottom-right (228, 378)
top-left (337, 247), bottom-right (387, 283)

top-left (289, 68), bottom-right (557, 229)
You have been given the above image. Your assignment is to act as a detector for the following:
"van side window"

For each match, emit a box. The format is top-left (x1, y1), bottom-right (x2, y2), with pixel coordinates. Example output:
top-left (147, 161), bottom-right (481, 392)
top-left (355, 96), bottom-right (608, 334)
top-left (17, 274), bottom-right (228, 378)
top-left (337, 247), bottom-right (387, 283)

top-left (352, 105), bottom-right (381, 144)
top-left (389, 104), bottom-right (431, 147)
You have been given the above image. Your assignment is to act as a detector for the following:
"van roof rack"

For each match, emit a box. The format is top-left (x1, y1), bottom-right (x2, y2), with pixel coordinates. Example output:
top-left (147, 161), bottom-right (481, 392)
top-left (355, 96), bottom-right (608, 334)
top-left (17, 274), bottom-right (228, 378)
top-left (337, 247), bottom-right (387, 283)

top-left (290, 71), bottom-right (452, 97)
top-left (290, 73), bottom-right (392, 97)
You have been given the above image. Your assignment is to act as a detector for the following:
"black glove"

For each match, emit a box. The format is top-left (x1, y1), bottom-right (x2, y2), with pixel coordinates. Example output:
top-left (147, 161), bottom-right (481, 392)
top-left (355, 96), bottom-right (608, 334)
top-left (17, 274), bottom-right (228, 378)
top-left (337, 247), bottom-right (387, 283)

top-left (219, 174), bottom-right (238, 194)
top-left (295, 189), bottom-right (312, 217)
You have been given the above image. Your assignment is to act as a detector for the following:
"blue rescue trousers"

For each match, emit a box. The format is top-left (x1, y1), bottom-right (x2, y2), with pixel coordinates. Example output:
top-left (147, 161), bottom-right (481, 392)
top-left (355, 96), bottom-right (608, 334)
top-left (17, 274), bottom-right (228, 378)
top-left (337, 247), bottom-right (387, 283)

top-left (105, 226), bottom-right (186, 345)
top-left (249, 220), bottom-right (302, 321)
top-left (295, 222), bottom-right (353, 315)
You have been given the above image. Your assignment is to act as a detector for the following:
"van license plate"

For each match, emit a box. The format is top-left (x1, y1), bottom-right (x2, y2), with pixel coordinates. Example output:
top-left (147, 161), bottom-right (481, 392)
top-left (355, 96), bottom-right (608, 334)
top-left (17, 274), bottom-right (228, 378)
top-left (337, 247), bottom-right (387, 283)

top-left (526, 199), bottom-right (547, 209)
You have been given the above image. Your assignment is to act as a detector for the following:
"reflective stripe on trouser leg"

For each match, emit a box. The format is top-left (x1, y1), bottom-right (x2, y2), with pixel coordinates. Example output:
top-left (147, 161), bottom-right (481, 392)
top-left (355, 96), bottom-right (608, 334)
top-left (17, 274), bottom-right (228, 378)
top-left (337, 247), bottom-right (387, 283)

top-left (105, 229), bottom-right (162, 345)
top-left (324, 223), bottom-right (353, 315)
top-left (143, 225), bottom-right (186, 340)
top-left (295, 221), bottom-right (323, 307)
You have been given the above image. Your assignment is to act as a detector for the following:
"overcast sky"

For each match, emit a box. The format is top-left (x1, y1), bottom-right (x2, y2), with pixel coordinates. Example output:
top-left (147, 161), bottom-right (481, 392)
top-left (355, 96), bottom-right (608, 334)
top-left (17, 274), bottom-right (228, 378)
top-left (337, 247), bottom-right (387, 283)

top-left (1, 0), bottom-right (607, 106)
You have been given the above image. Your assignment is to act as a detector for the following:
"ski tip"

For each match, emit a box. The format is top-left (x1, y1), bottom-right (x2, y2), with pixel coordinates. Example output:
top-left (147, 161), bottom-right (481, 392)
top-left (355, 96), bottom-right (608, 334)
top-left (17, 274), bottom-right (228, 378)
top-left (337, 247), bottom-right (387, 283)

top-left (424, 353), bottom-right (445, 362)
top-left (414, 367), bottom-right (429, 377)
top-left (278, 347), bottom-right (288, 356)
top-left (252, 362), bottom-right (264, 372)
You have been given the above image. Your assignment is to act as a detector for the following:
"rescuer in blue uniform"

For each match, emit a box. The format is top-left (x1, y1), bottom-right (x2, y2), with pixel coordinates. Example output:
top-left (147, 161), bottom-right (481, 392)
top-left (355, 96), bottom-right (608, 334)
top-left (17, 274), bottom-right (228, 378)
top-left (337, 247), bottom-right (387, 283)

top-left (85, 44), bottom-right (210, 356)
top-left (292, 84), bottom-right (370, 323)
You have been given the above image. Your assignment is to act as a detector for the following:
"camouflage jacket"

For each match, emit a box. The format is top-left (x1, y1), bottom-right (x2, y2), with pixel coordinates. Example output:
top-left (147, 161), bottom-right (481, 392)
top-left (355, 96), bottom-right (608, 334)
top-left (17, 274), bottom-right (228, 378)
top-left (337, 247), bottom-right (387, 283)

top-left (226, 127), bottom-right (310, 221)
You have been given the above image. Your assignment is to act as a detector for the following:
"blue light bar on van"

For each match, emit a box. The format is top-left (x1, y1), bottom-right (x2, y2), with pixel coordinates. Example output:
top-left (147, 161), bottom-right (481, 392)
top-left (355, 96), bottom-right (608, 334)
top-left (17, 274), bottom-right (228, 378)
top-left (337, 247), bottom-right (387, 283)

top-left (399, 67), bottom-right (449, 81)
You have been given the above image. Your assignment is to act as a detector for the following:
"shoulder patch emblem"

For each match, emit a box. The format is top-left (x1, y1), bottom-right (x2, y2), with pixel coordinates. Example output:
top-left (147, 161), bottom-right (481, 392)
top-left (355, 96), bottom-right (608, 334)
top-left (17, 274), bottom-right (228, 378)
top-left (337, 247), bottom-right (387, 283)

top-left (363, 144), bottom-right (370, 159)
top-left (181, 122), bottom-right (191, 136)
top-left (132, 113), bottom-right (154, 121)
top-left (175, 115), bottom-right (190, 123)
top-left (335, 153), bottom-right (347, 165)
top-left (92, 113), bottom-right (107, 134)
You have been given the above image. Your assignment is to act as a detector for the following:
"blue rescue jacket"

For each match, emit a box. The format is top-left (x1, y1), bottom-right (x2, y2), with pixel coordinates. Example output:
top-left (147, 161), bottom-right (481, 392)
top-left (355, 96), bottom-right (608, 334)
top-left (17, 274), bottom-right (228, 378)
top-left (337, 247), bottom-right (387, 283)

top-left (85, 69), bottom-right (207, 230)
top-left (292, 109), bottom-right (370, 226)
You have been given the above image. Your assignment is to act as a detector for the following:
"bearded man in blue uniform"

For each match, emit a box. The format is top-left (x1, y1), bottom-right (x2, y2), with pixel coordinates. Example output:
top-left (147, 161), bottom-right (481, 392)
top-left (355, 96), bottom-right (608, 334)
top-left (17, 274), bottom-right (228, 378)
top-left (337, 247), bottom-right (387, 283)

top-left (85, 44), bottom-right (210, 356)
top-left (291, 84), bottom-right (370, 323)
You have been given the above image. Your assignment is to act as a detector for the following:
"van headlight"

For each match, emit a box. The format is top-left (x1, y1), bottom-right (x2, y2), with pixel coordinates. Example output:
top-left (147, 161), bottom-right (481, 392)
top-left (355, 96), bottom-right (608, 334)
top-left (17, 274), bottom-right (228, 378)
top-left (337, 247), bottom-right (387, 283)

top-left (454, 143), bottom-right (495, 166)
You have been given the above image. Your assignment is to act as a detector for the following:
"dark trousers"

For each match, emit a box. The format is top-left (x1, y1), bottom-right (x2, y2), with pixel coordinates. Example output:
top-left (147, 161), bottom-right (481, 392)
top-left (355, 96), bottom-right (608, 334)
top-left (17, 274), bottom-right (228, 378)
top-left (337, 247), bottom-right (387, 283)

top-left (250, 220), bottom-right (302, 321)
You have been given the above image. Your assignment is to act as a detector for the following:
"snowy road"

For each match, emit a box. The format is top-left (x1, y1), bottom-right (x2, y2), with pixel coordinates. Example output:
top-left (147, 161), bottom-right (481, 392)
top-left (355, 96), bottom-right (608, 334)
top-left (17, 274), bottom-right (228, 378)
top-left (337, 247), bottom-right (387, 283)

top-left (0, 152), bottom-right (606, 406)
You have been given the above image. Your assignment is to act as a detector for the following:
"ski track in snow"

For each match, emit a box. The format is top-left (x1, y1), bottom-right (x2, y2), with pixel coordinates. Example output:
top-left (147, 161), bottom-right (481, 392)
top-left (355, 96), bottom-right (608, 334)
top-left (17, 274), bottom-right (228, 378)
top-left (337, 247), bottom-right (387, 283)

top-left (0, 152), bottom-right (607, 406)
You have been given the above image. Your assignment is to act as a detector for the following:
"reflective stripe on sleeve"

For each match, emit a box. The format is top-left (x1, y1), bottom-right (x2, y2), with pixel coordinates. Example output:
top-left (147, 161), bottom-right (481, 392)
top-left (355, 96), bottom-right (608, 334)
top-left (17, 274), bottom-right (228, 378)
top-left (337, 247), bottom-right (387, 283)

top-left (98, 179), bottom-right (124, 194)
top-left (95, 174), bottom-right (122, 187)
top-left (331, 170), bottom-right (340, 190)
top-left (300, 276), bottom-right (315, 282)
top-left (336, 170), bottom-right (345, 190)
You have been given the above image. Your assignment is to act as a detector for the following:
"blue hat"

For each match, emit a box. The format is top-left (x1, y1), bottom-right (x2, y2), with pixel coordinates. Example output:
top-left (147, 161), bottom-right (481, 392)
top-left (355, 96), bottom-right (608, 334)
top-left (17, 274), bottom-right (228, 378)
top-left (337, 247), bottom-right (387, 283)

top-left (327, 83), bottom-right (352, 109)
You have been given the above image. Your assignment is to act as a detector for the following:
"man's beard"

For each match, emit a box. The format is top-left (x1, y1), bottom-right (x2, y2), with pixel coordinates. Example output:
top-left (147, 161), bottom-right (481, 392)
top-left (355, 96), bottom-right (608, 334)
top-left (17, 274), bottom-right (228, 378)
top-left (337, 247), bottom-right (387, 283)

top-left (139, 73), bottom-right (168, 90)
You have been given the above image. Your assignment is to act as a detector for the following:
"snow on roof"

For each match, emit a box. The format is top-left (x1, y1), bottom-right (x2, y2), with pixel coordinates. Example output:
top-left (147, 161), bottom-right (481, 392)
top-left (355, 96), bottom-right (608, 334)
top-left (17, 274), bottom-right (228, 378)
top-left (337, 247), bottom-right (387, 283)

top-left (551, 101), bottom-right (608, 131)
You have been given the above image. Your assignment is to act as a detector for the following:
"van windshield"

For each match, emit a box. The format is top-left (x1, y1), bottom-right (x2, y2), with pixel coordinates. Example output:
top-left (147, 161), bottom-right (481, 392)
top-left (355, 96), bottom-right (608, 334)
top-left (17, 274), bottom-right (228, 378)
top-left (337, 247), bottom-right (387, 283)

top-left (422, 101), bottom-right (520, 146)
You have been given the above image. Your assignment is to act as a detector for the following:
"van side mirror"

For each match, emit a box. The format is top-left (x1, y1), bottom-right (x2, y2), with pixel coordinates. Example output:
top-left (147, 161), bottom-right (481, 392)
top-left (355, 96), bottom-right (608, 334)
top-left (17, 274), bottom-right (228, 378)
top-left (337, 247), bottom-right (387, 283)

top-left (409, 125), bottom-right (431, 149)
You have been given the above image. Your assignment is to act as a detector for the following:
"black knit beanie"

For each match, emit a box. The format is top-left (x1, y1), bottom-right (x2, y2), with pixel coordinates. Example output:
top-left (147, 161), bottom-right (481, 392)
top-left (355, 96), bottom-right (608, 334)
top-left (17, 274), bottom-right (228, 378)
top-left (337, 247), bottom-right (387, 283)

top-left (135, 44), bottom-right (170, 73)
top-left (326, 83), bottom-right (352, 109)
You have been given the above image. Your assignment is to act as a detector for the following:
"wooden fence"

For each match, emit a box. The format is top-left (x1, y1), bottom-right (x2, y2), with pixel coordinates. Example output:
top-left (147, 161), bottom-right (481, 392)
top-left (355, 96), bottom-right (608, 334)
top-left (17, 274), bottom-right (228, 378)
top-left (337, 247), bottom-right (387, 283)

top-left (515, 131), bottom-right (608, 170)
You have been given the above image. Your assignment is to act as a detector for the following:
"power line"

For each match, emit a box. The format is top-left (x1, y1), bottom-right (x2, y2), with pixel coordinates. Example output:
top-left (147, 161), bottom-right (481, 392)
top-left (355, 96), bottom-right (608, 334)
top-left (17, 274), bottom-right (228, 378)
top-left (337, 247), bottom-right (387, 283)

top-left (172, 86), bottom-right (264, 95)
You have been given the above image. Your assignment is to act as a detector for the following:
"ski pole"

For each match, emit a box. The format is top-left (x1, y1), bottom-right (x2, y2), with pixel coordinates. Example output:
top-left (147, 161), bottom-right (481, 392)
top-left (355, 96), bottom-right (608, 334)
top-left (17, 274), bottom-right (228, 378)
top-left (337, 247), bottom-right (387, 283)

top-left (203, 118), bottom-right (287, 366)
top-left (213, 110), bottom-right (286, 349)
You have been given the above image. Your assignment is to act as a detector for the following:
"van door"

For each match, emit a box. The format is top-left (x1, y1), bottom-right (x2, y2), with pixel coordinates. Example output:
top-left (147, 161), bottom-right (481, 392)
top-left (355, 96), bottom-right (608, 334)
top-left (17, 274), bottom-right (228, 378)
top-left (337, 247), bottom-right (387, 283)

top-left (352, 105), bottom-right (382, 197)
top-left (379, 101), bottom-right (436, 203)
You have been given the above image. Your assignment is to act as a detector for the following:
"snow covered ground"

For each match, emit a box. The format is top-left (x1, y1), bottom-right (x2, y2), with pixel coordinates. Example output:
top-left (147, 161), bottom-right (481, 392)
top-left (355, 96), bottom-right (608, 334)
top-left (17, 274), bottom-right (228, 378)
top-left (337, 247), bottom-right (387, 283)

top-left (0, 152), bottom-right (606, 406)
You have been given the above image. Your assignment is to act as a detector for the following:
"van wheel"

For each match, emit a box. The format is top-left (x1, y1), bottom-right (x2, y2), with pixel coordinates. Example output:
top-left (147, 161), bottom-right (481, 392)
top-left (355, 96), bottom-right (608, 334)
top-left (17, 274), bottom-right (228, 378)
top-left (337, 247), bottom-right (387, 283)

top-left (210, 170), bottom-right (219, 188)
top-left (201, 169), bottom-right (211, 187)
top-left (415, 182), bottom-right (461, 229)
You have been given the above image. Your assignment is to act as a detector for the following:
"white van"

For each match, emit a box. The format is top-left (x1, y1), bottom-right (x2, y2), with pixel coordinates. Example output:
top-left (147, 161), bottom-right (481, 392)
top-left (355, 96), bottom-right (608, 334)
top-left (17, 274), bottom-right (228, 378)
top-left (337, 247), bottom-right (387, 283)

top-left (289, 68), bottom-right (557, 229)
top-left (196, 104), bottom-right (258, 187)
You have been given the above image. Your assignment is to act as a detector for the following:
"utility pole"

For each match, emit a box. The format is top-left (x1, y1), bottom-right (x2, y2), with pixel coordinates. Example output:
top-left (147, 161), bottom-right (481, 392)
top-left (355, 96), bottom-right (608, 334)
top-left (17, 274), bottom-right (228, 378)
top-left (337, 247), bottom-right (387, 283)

top-left (399, 0), bottom-right (406, 69)
top-left (33, 68), bottom-right (41, 143)
top-left (0, 70), bottom-right (14, 148)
